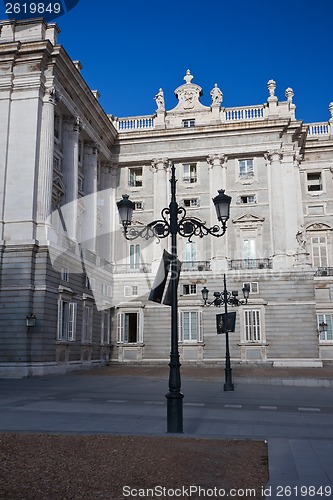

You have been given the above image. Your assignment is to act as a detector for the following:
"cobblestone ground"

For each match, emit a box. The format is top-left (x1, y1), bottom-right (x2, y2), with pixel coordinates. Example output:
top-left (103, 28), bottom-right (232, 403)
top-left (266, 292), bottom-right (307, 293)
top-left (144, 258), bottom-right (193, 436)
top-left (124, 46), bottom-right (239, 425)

top-left (0, 434), bottom-right (268, 500)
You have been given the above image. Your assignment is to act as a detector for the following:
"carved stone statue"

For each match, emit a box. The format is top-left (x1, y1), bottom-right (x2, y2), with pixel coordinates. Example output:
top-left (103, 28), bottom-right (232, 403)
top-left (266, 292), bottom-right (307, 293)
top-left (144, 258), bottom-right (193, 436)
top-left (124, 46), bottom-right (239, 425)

top-left (154, 88), bottom-right (165, 111)
top-left (210, 84), bottom-right (223, 105)
top-left (296, 225), bottom-right (307, 250)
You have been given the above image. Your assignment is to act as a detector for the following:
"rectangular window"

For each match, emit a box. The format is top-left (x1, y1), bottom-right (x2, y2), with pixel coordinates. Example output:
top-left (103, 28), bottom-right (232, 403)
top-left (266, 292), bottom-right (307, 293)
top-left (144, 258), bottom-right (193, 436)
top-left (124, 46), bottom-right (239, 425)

top-left (128, 167), bottom-right (143, 187)
top-left (244, 310), bottom-right (261, 342)
top-left (78, 141), bottom-right (83, 164)
top-left (185, 241), bottom-right (197, 263)
top-left (82, 305), bottom-right (93, 343)
top-left (54, 114), bottom-right (61, 140)
top-left (124, 286), bottom-right (139, 297)
top-left (182, 119), bottom-right (195, 128)
top-left (78, 175), bottom-right (84, 194)
top-left (134, 201), bottom-right (144, 210)
top-left (179, 311), bottom-right (202, 342)
top-left (85, 276), bottom-right (95, 290)
top-left (129, 244), bottom-right (141, 270)
top-left (317, 314), bottom-right (333, 342)
top-left (101, 311), bottom-right (110, 344)
top-left (117, 311), bottom-right (142, 343)
top-left (240, 195), bottom-right (256, 204)
top-left (53, 156), bottom-right (62, 172)
top-left (243, 282), bottom-right (259, 294)
top-left (183, 164), bottom-right (197, 183)
top-left (182, 284), bottom-right (197, 295)
top-left (243, 238), bottom-right (256, 260)
top-left (307, 172), bottom-right (322, 192)
top-left (102, 283), bottom-right (113, 297)
top-left (57, 300), bottom-right (77, 341)
top-left (311, 236), bottom-right (328, 267)
top-left (61, 266), bottom-right (69, 282)
top-left (183, 198), bottom-right (199, 207)
top-left (239, 159), bottom-right (254, 179)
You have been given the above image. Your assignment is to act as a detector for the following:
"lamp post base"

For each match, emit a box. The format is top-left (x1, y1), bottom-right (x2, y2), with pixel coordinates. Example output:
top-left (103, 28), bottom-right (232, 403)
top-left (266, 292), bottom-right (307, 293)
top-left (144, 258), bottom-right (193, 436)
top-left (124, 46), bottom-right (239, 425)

top-left (224, 368), bottom-right (234, 392)
top-left (166, 391), bottom-right (184, 433)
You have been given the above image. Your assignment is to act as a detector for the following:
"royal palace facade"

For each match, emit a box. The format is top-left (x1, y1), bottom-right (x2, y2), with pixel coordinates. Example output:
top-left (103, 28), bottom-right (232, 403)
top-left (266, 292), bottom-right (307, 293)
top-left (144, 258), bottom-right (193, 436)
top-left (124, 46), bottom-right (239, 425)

top-left (1, 18), bottom-right (333, 377)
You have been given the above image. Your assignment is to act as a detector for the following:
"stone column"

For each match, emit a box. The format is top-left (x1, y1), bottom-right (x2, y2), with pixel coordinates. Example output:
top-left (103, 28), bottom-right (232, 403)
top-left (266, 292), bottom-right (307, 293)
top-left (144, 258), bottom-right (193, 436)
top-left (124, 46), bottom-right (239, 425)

top-left (81, 142), bottom-right (98, 253)
top-left (151, 158), bottom-right (170, 272)
top-left (36, 86), bottom-right (56, 241)
top-left (99, 162), bottom-right (115, 264)
top-left (62, 117), bottom-right (80, 241)
top-left (266, 149), bottom-right (290, 268)
top-left (285, 150), bottom-right (311, 267)
top-left (207, 154), bottom-right (228, 272)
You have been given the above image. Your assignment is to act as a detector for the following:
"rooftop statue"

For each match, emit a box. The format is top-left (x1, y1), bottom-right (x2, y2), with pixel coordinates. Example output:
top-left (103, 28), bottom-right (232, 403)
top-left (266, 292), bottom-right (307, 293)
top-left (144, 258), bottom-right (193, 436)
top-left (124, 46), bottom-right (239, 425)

top-left (210, 83), bottom-right (223, 106)
top-left (154, 88), bottom-right (165, 111)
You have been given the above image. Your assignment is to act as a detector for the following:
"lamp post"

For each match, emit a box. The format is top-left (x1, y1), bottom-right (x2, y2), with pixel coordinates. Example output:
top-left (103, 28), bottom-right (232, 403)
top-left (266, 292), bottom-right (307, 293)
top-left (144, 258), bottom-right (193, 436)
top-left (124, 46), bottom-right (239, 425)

top-left (201, 275), bottom-right (249, 391)
top-left (117, 163), bottom-right (231, 433)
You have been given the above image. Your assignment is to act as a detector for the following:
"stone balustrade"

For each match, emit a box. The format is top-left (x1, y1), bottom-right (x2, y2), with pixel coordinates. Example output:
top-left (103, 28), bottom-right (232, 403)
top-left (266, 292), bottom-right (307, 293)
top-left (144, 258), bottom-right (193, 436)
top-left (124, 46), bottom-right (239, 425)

top-left (307, 122), bottom-right (330, 137)
top-left (224, 105), bottom-right (264, 121)
top-left (114, 115), bottom-right (155, 131)
top-left (113, 111), bottom-right (332, 138)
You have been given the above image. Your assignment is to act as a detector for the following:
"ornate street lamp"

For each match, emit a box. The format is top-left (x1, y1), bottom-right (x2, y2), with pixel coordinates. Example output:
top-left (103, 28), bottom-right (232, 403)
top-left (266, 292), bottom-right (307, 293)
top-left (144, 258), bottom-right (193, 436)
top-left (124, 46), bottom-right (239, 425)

top-left (202, 275), bottom-right (249, 391)
top-left (117, 163), bottom-right (231, 433)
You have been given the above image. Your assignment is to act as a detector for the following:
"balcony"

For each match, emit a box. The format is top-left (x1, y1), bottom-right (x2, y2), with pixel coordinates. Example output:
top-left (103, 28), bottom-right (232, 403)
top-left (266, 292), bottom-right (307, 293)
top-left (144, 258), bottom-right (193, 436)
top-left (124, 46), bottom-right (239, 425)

top-left (113, 264), bottom-right (151, 274)
top-left (182, 261), bottom-right (211, 272)
top-left (315, 267), bottom-right (333, 277)
top-left (229, 259), bottom-right (272, 270)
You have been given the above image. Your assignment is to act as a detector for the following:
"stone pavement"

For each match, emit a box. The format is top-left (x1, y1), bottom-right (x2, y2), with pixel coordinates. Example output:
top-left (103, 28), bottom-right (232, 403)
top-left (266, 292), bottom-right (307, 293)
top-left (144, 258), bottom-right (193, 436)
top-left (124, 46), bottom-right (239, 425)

top-left (1, 363), bottom-right (333, 499)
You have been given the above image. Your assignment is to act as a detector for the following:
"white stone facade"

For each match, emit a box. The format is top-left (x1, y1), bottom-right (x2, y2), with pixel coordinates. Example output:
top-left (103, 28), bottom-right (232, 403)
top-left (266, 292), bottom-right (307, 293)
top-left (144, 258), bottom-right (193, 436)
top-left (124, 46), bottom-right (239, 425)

top-left (0, 19), bottom-right (333, 376)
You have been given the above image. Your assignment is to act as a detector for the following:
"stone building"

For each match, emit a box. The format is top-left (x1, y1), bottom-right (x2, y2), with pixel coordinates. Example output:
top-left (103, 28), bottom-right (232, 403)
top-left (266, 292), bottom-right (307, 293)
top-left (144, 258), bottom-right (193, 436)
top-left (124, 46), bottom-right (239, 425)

top-left (0, 18), bottom-right (333, 377)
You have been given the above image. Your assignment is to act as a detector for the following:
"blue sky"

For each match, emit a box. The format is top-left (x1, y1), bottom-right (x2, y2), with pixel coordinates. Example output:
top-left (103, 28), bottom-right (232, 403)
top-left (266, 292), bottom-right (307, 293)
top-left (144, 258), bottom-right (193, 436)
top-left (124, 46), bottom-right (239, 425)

top-left (2, 0), bottom-right (333, 123)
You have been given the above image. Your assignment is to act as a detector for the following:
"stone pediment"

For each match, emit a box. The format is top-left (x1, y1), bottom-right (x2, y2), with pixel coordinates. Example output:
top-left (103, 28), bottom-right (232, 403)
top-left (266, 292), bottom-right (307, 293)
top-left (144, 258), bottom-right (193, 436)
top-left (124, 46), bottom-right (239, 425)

top-left (232, 213), bottom-right (265, 225)
top-left (306, 222), bottom-right (332, 231)
top-left (169, 70), bottom-right (210, 113)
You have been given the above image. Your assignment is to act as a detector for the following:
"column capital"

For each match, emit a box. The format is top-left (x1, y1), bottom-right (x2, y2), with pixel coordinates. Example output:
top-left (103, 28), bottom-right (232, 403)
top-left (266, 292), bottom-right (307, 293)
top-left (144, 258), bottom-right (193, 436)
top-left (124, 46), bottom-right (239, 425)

top-left (84, 141), bottom-right (99, 155)
top-left (43, 85), bottom-right (56, 105)
top-left (264, 149), bottom-right (283, 163)
top-left (151, 157), bottom-right (171, 172)
top-left (207, 153), bottom-right (227, 168)
top-left (63, 116), bottom-right (82, 132)
top-left (100, 161), bottom-right (114, 173)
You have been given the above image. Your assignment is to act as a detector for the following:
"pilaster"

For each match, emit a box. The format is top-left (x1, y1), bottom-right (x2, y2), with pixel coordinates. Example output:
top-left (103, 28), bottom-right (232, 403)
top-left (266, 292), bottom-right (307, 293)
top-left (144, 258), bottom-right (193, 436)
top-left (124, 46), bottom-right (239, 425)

top-left (151, 158), bottom-right (170, 272)
top-left (266, 149), bottom-right (294, 268)
top-left (36, 85), bottom-right (56, 241)
top-left (62, 117), bottom-right (80, 241)
top-left (207, 154), bottom-right (228, 271)
top-left (81, 142), bottom-right (98, 253)
top-left (100, 162), bottom-right (115, 264)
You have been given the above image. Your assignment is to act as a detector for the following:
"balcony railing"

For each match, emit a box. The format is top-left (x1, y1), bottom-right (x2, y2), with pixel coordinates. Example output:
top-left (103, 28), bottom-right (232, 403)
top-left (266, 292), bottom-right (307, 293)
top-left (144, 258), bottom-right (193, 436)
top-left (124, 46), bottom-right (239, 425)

top-left (113, 264), bottom-right (151, 274)
top-left (113, 115), bottom-right (155, 131)
top-left (182, 261), bottom-right (211, 272)
top-left (229, 259), bottom-right (272, 270)
top-left (315, 267), bottom-right (333, 277)
top-left (224, 105), bottom-right (264, 121)
top-left (307, 122), bottom-right (329, 137)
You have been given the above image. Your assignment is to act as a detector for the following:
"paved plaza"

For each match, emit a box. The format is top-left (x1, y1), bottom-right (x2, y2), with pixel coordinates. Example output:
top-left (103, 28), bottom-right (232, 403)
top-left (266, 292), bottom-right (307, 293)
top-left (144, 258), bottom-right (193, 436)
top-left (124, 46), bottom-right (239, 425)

top-left (1, 365), bottom-right (333, 499)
